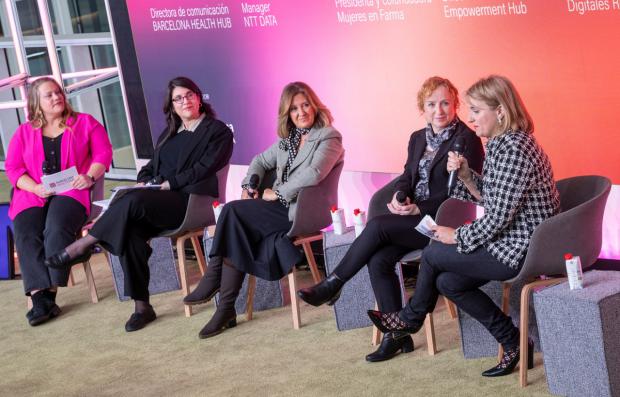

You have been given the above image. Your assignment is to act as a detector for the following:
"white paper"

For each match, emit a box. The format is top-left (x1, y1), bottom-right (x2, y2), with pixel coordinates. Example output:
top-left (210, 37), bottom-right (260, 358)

top-left (93, 184), bottom-right (162, 210)
top-left (41, 166), bottom-right (78, 194)
top-left (415, 214), bottom-right (438, 240)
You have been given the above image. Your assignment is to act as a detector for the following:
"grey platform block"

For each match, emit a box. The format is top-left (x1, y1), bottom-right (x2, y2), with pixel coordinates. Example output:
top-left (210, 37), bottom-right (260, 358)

top-left (204, 231), bottom-right (283, 315)
top-left (323, 228), bottom-right (408, 331)
top-left (324, 227), bottom-right (375, 331)
top-left (108, 237), bottom-right (180, 301)
top-left (457, 279), bottom-right (540, 359)
top-left (534, 270), bottom-right (620, 397)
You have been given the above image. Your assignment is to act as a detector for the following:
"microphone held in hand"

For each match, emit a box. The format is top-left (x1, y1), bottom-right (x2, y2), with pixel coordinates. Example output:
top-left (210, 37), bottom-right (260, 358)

top-left (395, 190), bottom-right (408, 205)
top-left (447, 136), bottom-right (466, 196)
top-left (248, 174), bottom-right (260, 198)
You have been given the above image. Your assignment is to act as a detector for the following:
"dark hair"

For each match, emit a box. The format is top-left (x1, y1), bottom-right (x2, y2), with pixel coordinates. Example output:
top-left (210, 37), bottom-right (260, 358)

top-left (162, 76), bottom-right (215, 138)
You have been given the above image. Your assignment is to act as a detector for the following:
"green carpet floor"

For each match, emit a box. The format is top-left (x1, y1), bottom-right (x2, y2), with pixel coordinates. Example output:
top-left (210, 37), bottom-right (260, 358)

top-left (0, 254), bottom-right (552, 397)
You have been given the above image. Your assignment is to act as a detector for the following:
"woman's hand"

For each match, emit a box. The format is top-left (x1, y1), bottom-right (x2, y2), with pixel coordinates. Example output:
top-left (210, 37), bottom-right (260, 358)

top-left (431, 225), bottom-right (456, 244)
top-left (262, 188), bottom-right (278, 201)
top-left (447, 151), bottom-right (473, 183)
top-left (135, 182), bottom-right (145, 187)
top-left (387, 192), bottom-right (420, 216)
top-left (72, 174), bottom-right (94, 190)
top-left (33, 184), bottom-right (53, 198)
top-left (160, 181), bottom-right (171, 190)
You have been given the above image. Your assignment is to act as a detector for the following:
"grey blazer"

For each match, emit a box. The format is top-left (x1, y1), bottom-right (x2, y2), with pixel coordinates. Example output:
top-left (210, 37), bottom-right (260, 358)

top-left (242, 125), bottom-right (344, 221)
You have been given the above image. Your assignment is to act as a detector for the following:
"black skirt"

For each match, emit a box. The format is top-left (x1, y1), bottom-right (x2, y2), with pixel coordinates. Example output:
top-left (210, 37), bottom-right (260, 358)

top-left (209, 199), bottom-right (302, 281)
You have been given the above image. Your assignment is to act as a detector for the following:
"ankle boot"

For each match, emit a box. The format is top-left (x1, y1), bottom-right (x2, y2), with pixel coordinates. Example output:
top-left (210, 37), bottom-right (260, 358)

top-left (366, 332), bottom-right (414, 362)
top-left (297, 273), bottom-right (344, 307)
top-left (481, 339), bottom-right (534, 377)
top-left (26, 290), bottom-right (61, 326)
top-left (198, 262), bottom-right (244, 339)
top-left (184, 256), bottom-right (222, 305)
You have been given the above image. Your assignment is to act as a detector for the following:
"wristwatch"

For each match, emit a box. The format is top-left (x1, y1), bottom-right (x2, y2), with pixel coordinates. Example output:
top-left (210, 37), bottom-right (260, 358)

top-left (87, 174), bottom-right (96, 183)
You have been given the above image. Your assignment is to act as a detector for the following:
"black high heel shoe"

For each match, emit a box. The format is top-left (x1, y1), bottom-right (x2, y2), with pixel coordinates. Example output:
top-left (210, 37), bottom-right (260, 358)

top-left (367, 310), bottom-right (422, 334)
top-left (44, 249), bottom-right (92, 269)
top-left (481, 339), bottom-right (534, 377)
top-left (365, 332), bottom-right (414, 362)
top-left (297, 274), bottom-right (344, 307)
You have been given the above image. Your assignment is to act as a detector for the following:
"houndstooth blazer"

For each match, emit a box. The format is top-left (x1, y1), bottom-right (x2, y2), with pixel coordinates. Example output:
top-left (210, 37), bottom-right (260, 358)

top-left (452, 130), bottom-right (560, 269)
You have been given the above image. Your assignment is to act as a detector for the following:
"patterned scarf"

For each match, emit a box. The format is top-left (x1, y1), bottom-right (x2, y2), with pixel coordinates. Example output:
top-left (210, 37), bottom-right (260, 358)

top-left (279, 127), bottom-right (310, 182)
top-left (414, 118), bottom-right (459, 202)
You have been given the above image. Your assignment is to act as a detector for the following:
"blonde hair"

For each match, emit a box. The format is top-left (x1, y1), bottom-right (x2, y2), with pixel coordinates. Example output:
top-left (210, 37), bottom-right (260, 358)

top-left (27, 77), bottom-right (74, 129)
top-left (277, 82), bottom-right (333, 138)
top-left (417, 76), bottom-right (459, 113)
top-left (466, 75), bottom-right (533, 134)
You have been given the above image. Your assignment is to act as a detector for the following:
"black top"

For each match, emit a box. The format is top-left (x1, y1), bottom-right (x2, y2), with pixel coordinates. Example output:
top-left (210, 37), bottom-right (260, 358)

top-left (158, 130), bottom-right (194, 183)
top-left (42, 133), bottom-right (63, 175)
top-left (137, 117), bottom-right (234, 197)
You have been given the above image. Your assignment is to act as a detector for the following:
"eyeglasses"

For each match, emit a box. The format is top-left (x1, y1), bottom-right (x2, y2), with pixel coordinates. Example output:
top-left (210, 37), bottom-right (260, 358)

top-left (172, 92), bottom-right (197, 104)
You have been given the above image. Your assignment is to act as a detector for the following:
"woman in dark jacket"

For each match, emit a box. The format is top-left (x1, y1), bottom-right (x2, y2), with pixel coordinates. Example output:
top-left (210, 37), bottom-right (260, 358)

top-left (298, 76), bottom-right (484, 362)
top-left (367, 75), bottom-right (560, 377)
top-left (45, 76), bottom-right (233, 332)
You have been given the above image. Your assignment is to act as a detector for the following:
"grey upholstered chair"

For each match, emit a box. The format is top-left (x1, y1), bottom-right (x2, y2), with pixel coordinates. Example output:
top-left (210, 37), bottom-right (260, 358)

top-left (245, 161), bottom-right (344, 329)
top-left (158, 164), bottom-right (229, 317)
top-left (368, 176), bottom-right (476, 354)
top-left (497, 175), bottom-right (611, 387)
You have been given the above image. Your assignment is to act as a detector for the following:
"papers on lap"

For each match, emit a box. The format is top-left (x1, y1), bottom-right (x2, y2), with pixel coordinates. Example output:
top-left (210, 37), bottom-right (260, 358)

top-left (415, 214), bottom-right (439, 240)
top-left (93, 184), bottom-right (162, 210)
top-left (41, 166), bottom-right (78, 194)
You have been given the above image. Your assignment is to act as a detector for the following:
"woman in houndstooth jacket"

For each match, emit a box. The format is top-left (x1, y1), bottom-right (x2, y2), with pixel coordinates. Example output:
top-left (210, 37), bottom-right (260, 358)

top-left (368, 75), bottom-right (560, 377)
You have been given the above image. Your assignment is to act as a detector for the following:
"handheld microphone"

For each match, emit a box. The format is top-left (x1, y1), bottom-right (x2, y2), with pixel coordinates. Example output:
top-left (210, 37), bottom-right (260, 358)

top-left (447, 136), bottom-right (466, 196)
top-left (248, 174), bottom-right (260, 198)
top-left (395, 190), bottom-right (408, 205)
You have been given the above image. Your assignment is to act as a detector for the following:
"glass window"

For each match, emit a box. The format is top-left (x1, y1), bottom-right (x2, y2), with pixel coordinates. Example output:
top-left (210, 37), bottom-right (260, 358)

top-left (68, 0), bottom-right (109, 33)
top-left (16, 0), bottom-right (59, 36)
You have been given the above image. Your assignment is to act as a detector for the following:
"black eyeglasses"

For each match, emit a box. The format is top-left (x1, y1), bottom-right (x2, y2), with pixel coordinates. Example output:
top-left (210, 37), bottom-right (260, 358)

top-left (172, 92), bottom-right (197, 104)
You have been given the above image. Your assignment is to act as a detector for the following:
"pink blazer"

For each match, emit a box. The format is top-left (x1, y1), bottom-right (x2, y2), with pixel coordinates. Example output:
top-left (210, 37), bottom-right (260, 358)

top-left (5, 113), bottom-right (113, 220)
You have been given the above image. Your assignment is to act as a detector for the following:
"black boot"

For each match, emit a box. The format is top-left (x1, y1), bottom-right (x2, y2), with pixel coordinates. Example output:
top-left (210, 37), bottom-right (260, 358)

top-left (366, 332), bottom-right (414, 362)
top-left (125, 300), bottom-right (157, 332)
top-left (184, 256), bottom-right (222, 305)
top-left (44, 234), bottom-right (98, 269)
top-left (198, 262), bottom-right (244, 339)
top-left (481, 339), bottom-right (534, 377)
top-left (26, 290), bottom-right (61, 326)
top-left (297, 273), bottom-right (344, 307)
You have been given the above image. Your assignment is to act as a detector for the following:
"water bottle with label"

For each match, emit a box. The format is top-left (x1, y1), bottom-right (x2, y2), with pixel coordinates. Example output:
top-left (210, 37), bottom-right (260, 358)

top-left (564, 253), bottom-right (584, 290)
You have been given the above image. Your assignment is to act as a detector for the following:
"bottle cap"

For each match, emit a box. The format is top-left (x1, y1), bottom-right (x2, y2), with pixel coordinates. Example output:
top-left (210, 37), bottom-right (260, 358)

top-left (331, 205), bottom-right (338, 213)
top-left (353, 208), bottom-right (361, 216)
top-left (564, 253), bottom-right (573, 260)
top-left (212, 200), bottom-right (220, 208)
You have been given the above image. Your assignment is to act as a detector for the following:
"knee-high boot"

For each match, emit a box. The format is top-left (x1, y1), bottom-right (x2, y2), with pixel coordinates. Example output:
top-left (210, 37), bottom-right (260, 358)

top-left (198, 260), bottom-right (244, 339)
top-left (184, 256), bottom-right (223, 305)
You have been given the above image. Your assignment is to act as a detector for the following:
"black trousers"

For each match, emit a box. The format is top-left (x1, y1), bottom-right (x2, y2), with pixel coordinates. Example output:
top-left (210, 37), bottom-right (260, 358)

top-left (89, 189), bottom-right (187, 301)
top-left (333, 214), bottom-right (429, 312)
top-left (400, 242), bottom-right (521, 349)
top-left (13, 195), bottom-right (86, 294)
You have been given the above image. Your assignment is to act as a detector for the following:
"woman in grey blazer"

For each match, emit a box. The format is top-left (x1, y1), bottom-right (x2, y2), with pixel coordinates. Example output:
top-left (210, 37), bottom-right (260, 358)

top-left (184, 81), bottom-right (344, 339)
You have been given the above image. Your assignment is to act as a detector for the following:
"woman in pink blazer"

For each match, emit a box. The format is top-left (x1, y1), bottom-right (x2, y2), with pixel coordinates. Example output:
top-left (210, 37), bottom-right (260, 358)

top-left (5, 77), bottom-right (112, 326)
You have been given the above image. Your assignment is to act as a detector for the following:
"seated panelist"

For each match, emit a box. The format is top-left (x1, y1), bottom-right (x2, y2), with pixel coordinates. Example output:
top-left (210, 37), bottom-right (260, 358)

top-left (45, 76), bottom-right (234, 332)
top-left (368, 75), bottom-right (560, 377)
top-left (183, 81), bottom-right (345, 339)
top-left (6, 77), bottom-right (113, 326)
top-left (297, 76), bottom-right (484, 362)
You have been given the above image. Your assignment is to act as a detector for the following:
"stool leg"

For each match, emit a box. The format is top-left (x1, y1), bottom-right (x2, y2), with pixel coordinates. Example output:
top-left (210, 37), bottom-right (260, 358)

top-left (425, 313), bottom-right (437, 355)
top-left (82, 260), bottom-right (99, 303)
top-left (177, 236), bottom-right (193, 317)
top-left (288, 267), bottom-right (300, 329)
top-left (246, 275), bottom-right (256, 321)
top-left (302, 242), bottom-right (322, 284)
top-left (371, 302), bottom-right (381, 346)
top-left (443, 296), bottom-right (457, 319)
top-left (190, 235), bottom-right (207, 276)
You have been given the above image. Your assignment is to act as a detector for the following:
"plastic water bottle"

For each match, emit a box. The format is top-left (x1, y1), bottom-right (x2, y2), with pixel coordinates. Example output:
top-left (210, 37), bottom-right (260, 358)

top-left (330, 206), bottom-right (346, 235)
top-left (564, 253), bottom-right (584, 290)
top-left (213, 201), bottom-right (224, 223)
top-left (352, 208), bottom-right (366, 237)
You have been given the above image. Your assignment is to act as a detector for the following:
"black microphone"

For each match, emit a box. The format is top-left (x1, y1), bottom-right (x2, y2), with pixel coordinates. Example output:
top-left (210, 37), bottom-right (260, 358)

top-left (248, 174), bottom-right (260, 198)
top-left (395, 190), bottom-right (408, 204)
top-left (447, 136), bottom-right (466, 196)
